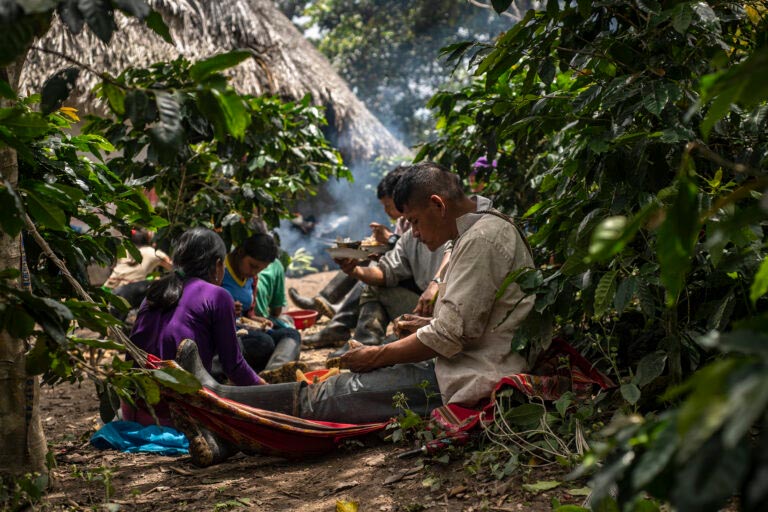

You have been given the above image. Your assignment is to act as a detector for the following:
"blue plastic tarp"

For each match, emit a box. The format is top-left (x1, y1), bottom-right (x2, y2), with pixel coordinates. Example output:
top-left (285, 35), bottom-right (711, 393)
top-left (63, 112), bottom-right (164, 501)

top-left (90, 421), bottom-right (189, 456)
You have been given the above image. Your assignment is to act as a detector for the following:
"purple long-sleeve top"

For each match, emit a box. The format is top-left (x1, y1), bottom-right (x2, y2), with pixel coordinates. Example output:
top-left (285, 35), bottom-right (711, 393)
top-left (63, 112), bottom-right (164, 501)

top-left (130, 277), bottom-right (261, 386)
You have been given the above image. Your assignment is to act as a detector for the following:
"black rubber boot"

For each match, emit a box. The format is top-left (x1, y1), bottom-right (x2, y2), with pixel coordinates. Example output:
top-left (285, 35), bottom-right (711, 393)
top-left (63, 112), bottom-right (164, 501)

top-left (352, 301), bottom-right (388, 346)
top-left (170, 405), bottom-right (237, 467)
top-left (288, 287), bottom-right (316, 310)
top-left (303, 322), bottom-right (351, 348)
top-left (175, 338), bottom-right (304, 414)
top-left (263, 336), bottom-right (302, 370)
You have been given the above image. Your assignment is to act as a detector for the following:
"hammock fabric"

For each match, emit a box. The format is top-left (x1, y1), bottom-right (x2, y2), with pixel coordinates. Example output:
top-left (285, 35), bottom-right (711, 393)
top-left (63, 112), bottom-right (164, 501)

top-left (151, 359), bottom-right (389, 459)
top-left (148, 337), bottom-right (614, 459)
top-left (431, 337), bottom-right (616, 433)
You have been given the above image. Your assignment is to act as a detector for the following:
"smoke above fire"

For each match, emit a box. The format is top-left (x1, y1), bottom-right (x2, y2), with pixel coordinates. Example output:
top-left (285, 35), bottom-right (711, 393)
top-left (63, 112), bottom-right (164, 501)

top-left (276, 164), bottom-right (391, 273)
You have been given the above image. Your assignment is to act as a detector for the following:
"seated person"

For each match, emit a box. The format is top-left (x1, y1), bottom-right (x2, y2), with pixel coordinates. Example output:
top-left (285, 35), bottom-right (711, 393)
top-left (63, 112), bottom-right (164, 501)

top-left (289, 170), bottom-right (412, 319)
top-left (175, 161), bottom-right (540, 465)
top-left (303, 167), bottom-right (449, 354)
top-left (105, 228), bottom-right (172, 320)
top-left (220, 233), bottom-right (301, 378)
top-left (254, 257), bottom-right (293, 329)
top-left (126, 227), bottom-right (265, 426)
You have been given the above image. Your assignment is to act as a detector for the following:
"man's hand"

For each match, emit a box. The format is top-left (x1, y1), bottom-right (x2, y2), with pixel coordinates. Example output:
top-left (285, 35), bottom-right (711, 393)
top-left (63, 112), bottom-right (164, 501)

top-left (340, 344), bottom-right (383, 373)
top-left (234, 300), bottom-right (243, 317)
top-left (413, 280), bottom-right (439, 316)
top-left (393, 314), bottom-right (431, 338)
top-left (369, 222), bottom-right (393, 245)
top-left (334, 257), bottom-right (359, 275)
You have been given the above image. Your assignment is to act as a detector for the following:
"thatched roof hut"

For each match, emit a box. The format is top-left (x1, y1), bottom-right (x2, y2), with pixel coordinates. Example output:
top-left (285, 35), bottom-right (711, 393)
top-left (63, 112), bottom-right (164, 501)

top-left (19, 0), bottom-right (410, 165)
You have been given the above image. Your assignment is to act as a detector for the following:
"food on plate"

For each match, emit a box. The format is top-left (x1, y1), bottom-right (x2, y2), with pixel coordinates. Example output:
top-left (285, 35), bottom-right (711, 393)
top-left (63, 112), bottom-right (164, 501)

top-left (360, 235), bottom-right (384, 247)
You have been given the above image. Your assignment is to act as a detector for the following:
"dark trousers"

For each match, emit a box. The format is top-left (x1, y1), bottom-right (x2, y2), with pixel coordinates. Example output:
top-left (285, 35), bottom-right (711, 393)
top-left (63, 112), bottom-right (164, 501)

top-left (212, 327), bottom-right (301, 381)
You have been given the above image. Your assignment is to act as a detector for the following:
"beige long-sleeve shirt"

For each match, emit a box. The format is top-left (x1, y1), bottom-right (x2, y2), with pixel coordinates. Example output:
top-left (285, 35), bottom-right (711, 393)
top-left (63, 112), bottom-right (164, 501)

top-left (416, 196), bottom-right (535, 407)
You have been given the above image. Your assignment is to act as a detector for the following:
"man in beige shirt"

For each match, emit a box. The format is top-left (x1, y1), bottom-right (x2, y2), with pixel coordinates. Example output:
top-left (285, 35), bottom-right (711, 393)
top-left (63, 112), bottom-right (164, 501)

top-left (341, 161), bottom-right (536, 407)
top-left (176, 161), bottom-right (538, 432)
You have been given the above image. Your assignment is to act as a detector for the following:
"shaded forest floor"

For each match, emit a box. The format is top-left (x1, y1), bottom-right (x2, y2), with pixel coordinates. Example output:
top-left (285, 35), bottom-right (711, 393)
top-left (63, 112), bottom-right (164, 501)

top-left (38, 272), bottom-right (590, 511)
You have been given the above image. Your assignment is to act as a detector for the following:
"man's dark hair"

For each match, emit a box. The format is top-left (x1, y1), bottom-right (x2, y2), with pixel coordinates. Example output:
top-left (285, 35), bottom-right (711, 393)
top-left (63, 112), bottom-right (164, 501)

top-left (146, 227), bottom-right (226, 310)
top-left (238, 233), bottom-right (278, 263)
top-left (393, 161), bottom-right (463, 212)
top-left (376, 165), bottom-right (408, 199)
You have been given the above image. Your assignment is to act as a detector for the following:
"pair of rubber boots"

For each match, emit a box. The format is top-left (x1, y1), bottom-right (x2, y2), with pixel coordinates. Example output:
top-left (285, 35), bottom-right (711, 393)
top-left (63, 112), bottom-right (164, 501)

top-left (288, 271), bottom-right (356, 319)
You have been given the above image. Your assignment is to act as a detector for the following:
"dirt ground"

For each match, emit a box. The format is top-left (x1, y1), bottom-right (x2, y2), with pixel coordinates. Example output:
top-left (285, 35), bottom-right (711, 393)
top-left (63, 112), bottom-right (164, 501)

top-left (38, 271), bottom-right (589, 511)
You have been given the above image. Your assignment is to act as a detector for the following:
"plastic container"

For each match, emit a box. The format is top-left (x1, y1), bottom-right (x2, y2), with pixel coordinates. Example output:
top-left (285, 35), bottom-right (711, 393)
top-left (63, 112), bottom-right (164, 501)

top-left (302, 369), bottom-right (330, 383)
top-left (285, 309), bottom-right (318, 329)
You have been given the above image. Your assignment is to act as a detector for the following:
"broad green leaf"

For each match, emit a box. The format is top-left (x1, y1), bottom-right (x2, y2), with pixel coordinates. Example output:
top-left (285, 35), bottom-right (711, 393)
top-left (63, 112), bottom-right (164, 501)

top-left (190, 50), bottom-right (252, 82)
top-left (504, 403), bottom-right (545, 427)
top-left (561, 247), bottom-right (589, 277)
top-left (4, 306), bottom-right (35, 338)
top-left (749, 257), bottom-right (768, 305)
top-left (722, 373), bottom-right (768, 447)
top-left (148, 90), bottom-right (183, 154)
top-left (657, 178), bottom-right (699, 305)
top-left (637, 281), bottom-right (656, 318)
top-left (613, 276), bottom-right (637, 314)
top-left (594, 270), bottom-right (618, 317)
top-left (522, 480), bottom-right (561, 493)
top-left (620, 383), bottom-right (641, 405)
top-left (78, 0), bottom-right (117, 44)
top-left (700, 49), bottom-right (768, 137)
top-left (0, 109), bottom-right (50, 138)
top-left (124, 89), bottom-right (150, 128)
top-left (211, 88), bottom-right (250, 140)
top-left (146, 10), bottom-right (173, 43)
top-left (0, 12), bottom-right (52, 67)
top-left (642, 82), bottom-right (681, 117)
top-left (139, 377), bottom-right (161, 405)
top-left (25, 337), bottom-right (52, 375)
top-left (41, 67), bottom-right (79, 114)
top-left (630, 421), bottom-right (677, 491)
top-left (151, 366), bottom-right (201, 394)
top-left (101, 83), bottom-right (125, 115)
top-left (495, 267), bottom-right (528, 299)
top-left (589, 216), bottom-right (627, 259)
top-left (633, 351), bottom-right (667, 387)
top-left (0, 180), bottom-right (25, 237)
top-left (0, 79), bottom-right (16, 99)
top-left (25, 189), bottom-right (67, 231)
top-left (554, 391), bottom-right (574, 417)
top-left (672, 3), bottom-right (693, 33)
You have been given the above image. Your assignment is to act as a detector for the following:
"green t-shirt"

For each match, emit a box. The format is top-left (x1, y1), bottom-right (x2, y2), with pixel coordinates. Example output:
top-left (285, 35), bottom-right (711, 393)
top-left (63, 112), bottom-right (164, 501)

top-left (256, 259), bottom-right (287, 318)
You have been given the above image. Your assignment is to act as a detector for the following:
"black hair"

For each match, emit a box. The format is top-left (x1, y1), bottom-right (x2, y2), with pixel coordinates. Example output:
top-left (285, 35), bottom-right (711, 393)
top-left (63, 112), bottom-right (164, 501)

top-left (145, 227), bottom-right (226, 310)
top-left (393, 161), bottom-right (463, 212)
top-left (236, 233), bottom-right (278, 262)
top-left (376, 166), bottom-right (408, 199)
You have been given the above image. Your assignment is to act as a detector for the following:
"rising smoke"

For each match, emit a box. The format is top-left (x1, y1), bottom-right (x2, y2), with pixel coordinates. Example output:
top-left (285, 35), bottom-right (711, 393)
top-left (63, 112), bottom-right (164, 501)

top-left (276, 163), bottom-right (391, 273)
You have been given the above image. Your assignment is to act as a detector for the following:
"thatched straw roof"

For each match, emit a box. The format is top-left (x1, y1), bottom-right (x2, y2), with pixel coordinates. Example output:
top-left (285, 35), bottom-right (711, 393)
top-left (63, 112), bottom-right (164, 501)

top-left (19, 0), bottom-right (410, 164)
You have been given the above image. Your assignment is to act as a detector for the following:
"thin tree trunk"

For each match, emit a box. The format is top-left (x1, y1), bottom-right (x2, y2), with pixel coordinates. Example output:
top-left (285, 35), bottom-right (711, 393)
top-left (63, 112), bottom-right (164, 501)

top-left (0, 59), bottom-right (48, 485)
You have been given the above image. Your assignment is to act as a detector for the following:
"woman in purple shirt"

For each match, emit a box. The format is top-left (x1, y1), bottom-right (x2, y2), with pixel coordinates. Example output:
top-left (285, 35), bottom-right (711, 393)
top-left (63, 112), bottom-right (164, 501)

top-left (126, 228), bottom-right (265, 426)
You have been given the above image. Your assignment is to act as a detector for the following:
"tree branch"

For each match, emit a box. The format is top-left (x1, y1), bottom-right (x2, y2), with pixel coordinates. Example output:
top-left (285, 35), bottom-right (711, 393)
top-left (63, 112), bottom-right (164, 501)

top-left (686, 141), bottom-right (764, 177)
